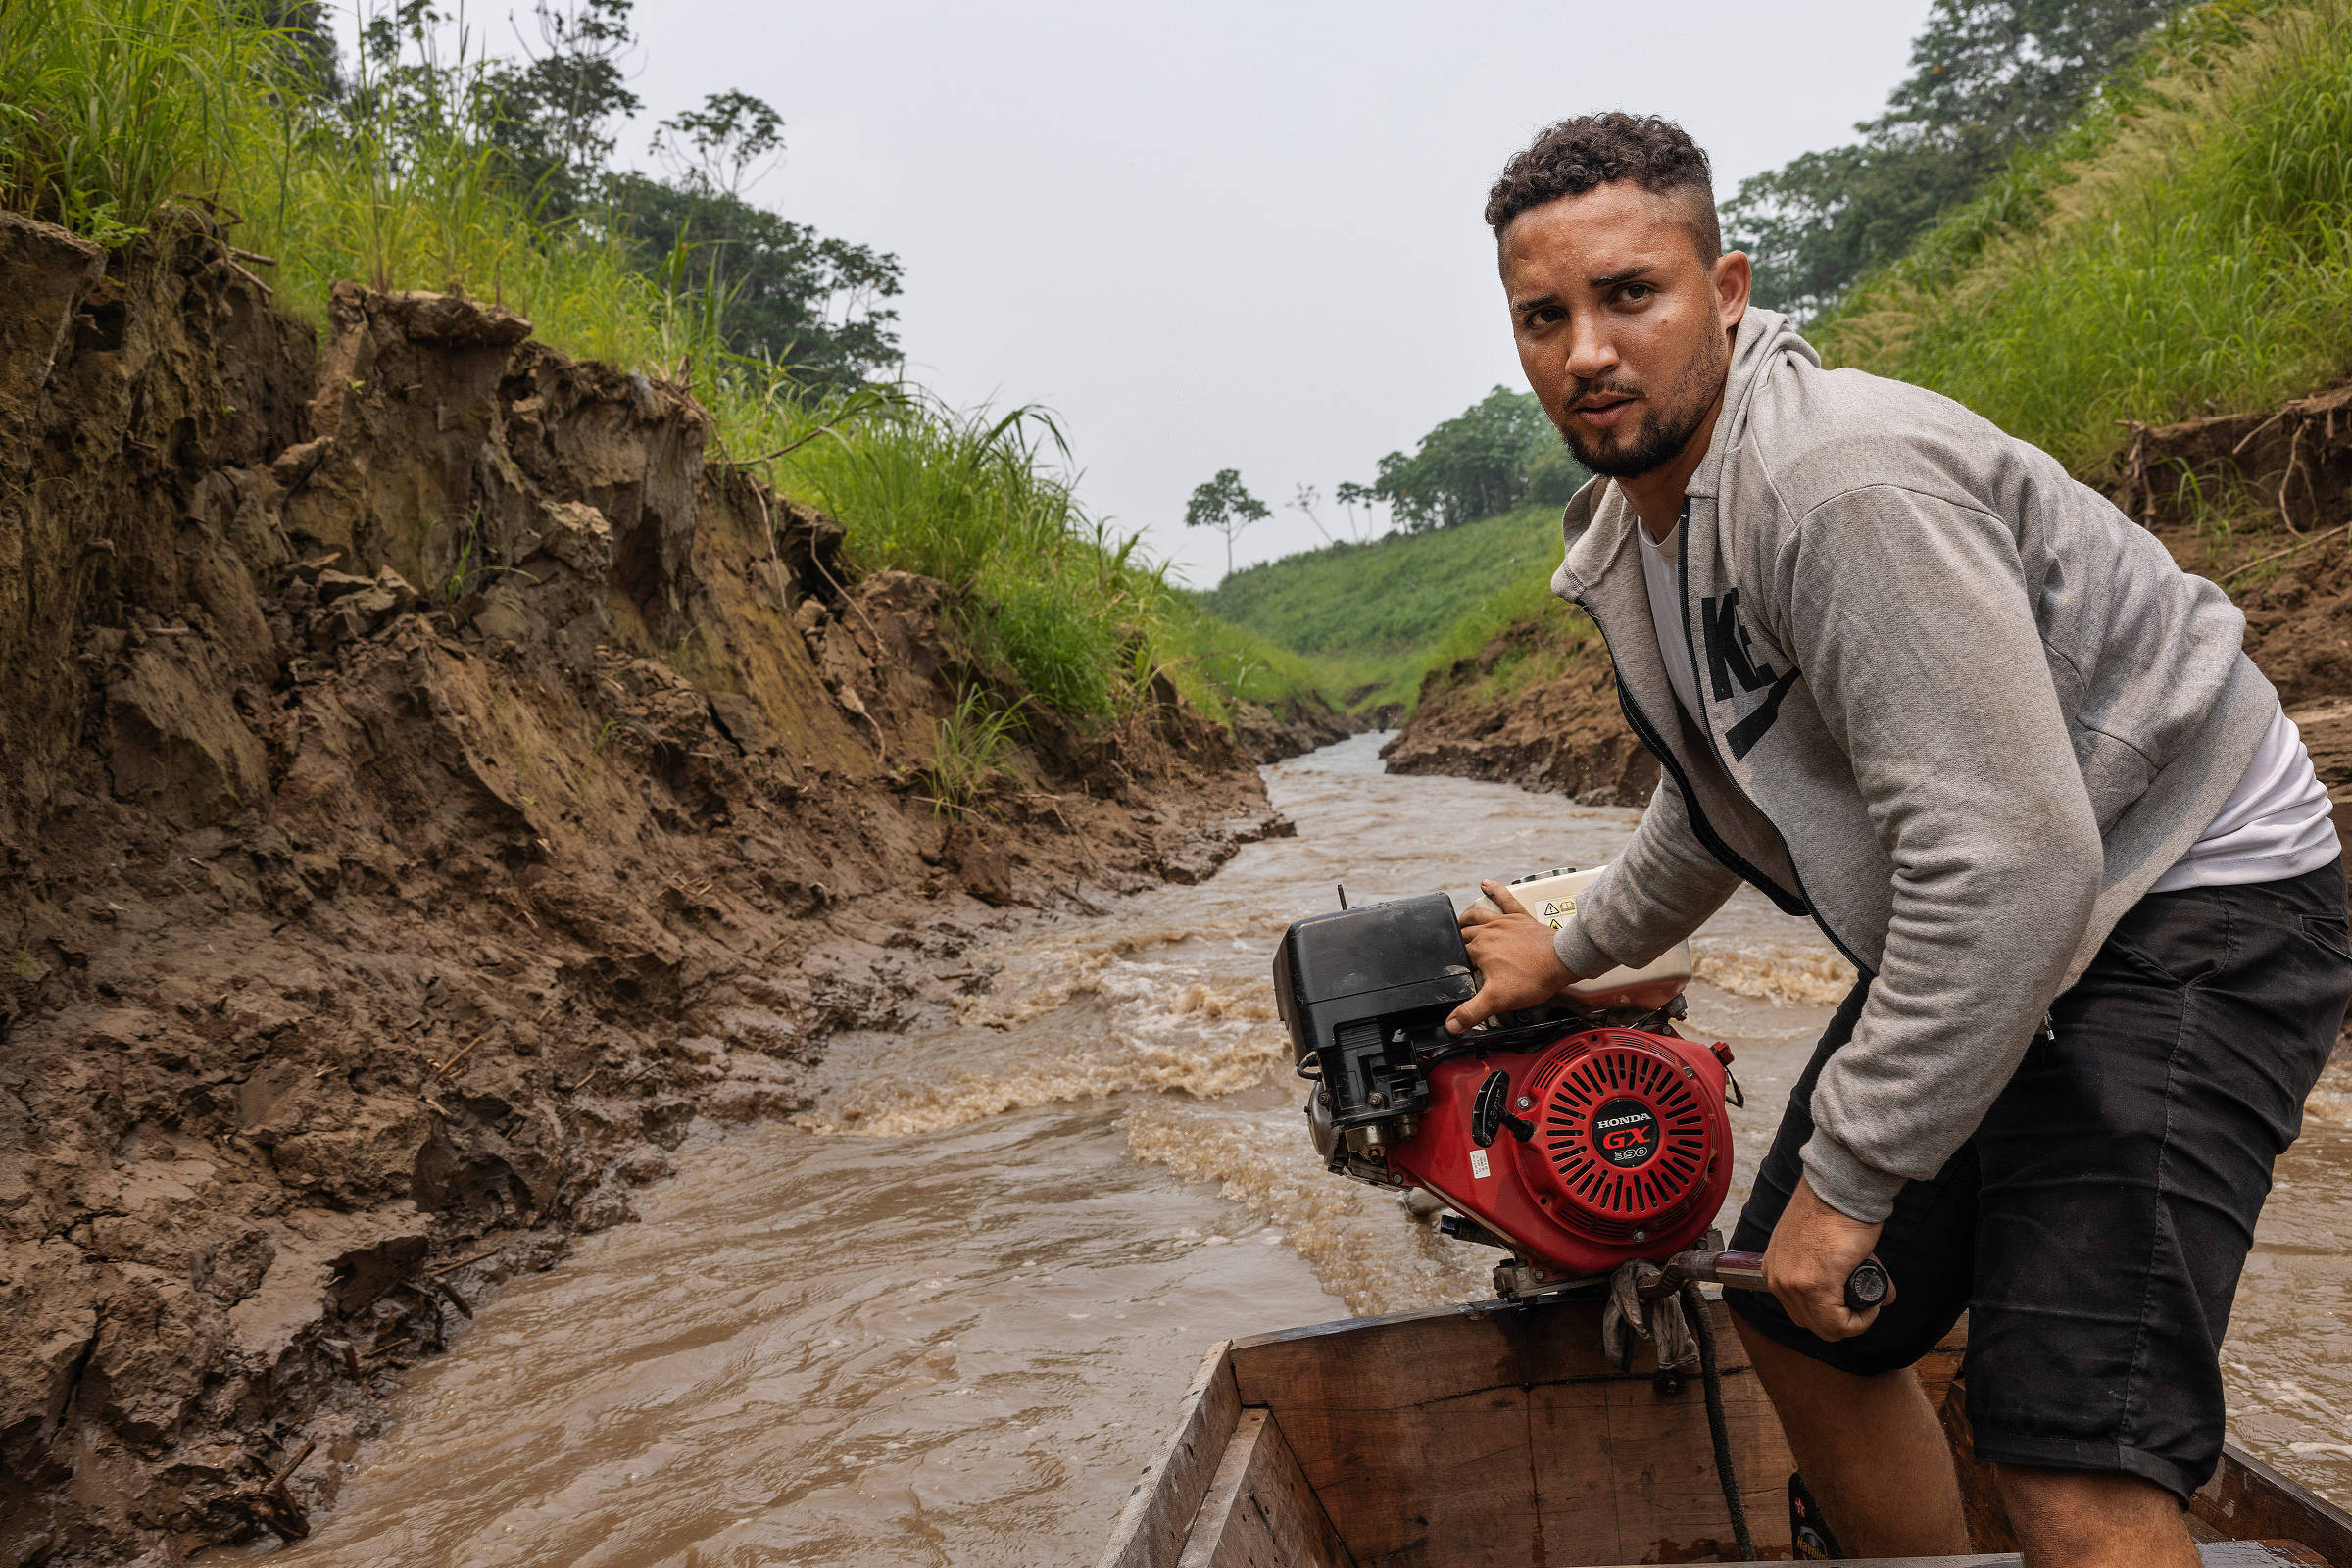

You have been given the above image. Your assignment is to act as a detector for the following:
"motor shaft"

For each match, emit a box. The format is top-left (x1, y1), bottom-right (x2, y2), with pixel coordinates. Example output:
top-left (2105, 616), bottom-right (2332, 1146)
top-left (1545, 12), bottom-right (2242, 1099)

top-left (1664, 1249), bottom-right (1889, 1314)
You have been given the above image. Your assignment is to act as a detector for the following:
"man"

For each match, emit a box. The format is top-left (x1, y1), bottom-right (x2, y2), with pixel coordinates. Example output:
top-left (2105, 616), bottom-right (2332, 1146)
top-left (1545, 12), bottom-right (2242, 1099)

top-left (1443, 114), bottom-right (2351, 1568)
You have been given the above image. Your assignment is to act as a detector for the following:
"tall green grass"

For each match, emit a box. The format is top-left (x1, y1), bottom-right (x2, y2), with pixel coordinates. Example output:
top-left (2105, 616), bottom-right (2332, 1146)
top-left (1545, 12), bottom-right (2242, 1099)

top-left (755, 399), bottom-right (1178, 717)
top-left (1198, 504), bottom-right (1573, 710)
top-left (1153, 599), bottom-right (1329, 726)
top-left (1814, 0), bottom-right (2352, 477)
top-left (0, 0), bottom-right (1315, 728)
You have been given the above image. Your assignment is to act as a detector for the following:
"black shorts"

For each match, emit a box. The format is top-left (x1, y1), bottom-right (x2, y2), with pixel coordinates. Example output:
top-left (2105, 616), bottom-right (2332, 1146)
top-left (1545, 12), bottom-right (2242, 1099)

top-left (1726, 861), bottom-right (2351, 1501)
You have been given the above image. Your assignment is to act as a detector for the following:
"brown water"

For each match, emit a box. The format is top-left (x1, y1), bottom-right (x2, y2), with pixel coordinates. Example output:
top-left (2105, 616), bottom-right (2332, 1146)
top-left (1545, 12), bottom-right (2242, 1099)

top-left (270, 733), bottom-right (2352, 1565)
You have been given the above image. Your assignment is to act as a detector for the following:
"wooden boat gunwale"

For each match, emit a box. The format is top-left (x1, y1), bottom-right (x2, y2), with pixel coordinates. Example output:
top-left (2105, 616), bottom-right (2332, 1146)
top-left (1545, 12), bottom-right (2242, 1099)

top-left (1099, 1293), bottom-right (2352, 1568)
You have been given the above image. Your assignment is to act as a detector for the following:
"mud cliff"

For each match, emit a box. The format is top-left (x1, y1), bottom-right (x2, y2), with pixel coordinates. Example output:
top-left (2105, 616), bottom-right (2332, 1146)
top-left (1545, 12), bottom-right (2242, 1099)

top-left (0, 211), bottom-right (1285, 1566)
top-left (1385, 396), bottom-right (2352, 822)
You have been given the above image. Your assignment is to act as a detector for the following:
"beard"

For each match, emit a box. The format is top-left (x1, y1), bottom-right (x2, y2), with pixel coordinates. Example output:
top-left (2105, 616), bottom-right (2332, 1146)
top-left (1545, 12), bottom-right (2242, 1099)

top-left (1555, 334), bottom-right (1727, 479)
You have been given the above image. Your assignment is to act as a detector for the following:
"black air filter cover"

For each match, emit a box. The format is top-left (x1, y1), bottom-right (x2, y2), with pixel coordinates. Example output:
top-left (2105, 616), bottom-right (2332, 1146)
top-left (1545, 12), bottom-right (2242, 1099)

top-left (1272, 892), bottom-right (1477, 1069)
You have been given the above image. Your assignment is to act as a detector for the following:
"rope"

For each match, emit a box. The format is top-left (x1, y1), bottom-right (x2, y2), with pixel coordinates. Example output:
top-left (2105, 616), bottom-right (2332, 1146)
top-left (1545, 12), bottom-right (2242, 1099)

top-left (1682, 1281), bottom-right (1757, 1561)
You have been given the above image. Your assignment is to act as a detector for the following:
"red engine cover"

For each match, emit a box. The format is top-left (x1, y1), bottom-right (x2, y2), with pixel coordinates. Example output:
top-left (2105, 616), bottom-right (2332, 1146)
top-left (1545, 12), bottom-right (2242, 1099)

top-left (1387, 1028), bottom-right (1734, 1282)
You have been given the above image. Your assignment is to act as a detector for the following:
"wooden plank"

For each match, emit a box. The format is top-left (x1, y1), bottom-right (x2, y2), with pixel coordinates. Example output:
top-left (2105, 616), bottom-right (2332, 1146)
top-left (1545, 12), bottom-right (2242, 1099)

top-left (1594, 1345), bottom-right (1795, 1562)
top-left (2195, 1444), bottom-right (2352, 1567)
top-left (1098, 1342), bottom-right (1243, 1568)
top-left (1228, 1294), bottom-right (1636, 1412)
top-left (1175, 1408), bottom-right (1354, 1568)
top-left (1228, 1293), bottom-right (1795, 1566)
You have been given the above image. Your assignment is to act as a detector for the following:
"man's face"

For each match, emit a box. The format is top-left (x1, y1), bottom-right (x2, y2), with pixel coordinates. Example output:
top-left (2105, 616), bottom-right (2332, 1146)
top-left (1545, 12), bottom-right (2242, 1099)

top-left (1500, 183), bottom-right (1749, 480)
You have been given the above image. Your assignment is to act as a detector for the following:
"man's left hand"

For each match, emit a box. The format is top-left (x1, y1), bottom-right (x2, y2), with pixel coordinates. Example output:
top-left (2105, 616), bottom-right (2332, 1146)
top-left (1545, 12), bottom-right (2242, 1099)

top-left (1762, 1174), bottom-right (1892, 1340)
top-left (1446, 880), bottom-right (1576, 1034)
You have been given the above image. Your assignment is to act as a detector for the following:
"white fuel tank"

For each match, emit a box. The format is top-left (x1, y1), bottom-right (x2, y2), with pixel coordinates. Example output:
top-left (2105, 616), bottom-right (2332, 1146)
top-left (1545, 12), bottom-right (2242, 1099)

top-left (1465, 865), bottom-right (1692, 1012)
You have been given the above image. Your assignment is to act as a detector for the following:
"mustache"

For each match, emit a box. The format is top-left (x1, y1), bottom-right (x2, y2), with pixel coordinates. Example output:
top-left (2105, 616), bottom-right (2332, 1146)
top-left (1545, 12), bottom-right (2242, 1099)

top-left (1566, 378), bottom-right (1642, 413)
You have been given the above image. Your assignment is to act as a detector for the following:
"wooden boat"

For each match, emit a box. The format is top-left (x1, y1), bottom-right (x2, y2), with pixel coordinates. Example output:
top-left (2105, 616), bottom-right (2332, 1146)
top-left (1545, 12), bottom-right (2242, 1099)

top-left (1098, 1292), bottom-right (2352, 1568)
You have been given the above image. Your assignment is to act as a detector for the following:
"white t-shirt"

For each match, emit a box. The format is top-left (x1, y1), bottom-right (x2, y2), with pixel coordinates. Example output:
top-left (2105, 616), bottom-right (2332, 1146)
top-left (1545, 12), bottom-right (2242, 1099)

top-left (1634, 518), bottom-right (2339, 890)
top-left (1636, 519), bottom-right (1706, 724)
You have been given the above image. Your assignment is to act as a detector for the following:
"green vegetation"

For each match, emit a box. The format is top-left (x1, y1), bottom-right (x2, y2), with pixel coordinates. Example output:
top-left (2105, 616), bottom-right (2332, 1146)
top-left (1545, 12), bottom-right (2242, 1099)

top-left (1183, 468), bottom-right (1273, 581)
top-left (1367, 387), bottom-right (1588, 532)
top-left (1, 0), bottom-right (1316, 735)
top-left (1727, 0), bottom-right (2190, 318)
top-left (1204, 1), bottom-right (2350, 729)
top-left (1198, 504), bottom-right (1573, 710)
top-left (909, 687), bottom-right (1028, 820)
top-left (1812, 0), bottom-right (2352, 478)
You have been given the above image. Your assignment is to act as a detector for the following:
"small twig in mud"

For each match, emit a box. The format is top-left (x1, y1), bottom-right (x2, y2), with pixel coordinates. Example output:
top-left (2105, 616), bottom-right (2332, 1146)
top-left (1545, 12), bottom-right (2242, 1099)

top-left (569, 1067), bottom-right (603, 1092)
top-left (2230, 405), bottom-right (2291, 458)
top-left (2280, 419), bottom-right (2312, 533)
top-left (807, 545), bottom-right (887, 654)
top-left (431, 1278), bottom-right (474, 1319)
top-left (222, 258), bottom-right (273, 300)
top-left (2215, 523), bottom-right (2349, 586)
top-left (430, 1030), bottom-right (491, 1081)
top-left (748, 480), bottom-right (792, 608)
top-left (245, 1437), bottom-right (317, 1540)
top-left (267, 1438), bottom-right (315, 1494)
top-left (429, 1249), bottom-right (499, 1278)
top-left (419, 1094), bottom-right (451, 1118)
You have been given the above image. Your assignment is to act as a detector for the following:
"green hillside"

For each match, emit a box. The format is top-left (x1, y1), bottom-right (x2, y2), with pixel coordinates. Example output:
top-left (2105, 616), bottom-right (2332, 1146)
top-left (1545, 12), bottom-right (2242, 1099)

top-left (1196, 504), bottom-right (1569, 709)
top-left (1813, 0), bottom-right (2352, 478)
top-left (1215, 0), bottom-right (2352, 723)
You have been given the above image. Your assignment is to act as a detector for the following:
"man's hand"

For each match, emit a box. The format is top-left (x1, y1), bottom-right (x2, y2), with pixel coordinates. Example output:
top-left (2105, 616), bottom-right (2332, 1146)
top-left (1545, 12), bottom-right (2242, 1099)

top-left (1763, 1174), bottom-right (1893, 1340)
top-left (1446, 880), bottom-right (1576, 1034)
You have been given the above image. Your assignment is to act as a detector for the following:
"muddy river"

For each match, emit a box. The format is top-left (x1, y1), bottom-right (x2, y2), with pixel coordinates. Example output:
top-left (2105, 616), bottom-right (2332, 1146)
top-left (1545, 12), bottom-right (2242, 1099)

top-left (271, 732), bottom-right (2352, 1565)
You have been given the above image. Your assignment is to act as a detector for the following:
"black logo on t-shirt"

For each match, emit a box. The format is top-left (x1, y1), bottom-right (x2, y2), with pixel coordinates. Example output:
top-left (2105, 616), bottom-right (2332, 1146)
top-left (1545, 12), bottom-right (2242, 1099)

top-left (1701, 587), bottom-right (1799, 760)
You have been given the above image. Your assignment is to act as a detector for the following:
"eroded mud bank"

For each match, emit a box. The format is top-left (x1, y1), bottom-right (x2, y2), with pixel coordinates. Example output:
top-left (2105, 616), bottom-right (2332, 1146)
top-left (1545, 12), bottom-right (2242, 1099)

top-left (0, 211), bottom-right (1288, 1566)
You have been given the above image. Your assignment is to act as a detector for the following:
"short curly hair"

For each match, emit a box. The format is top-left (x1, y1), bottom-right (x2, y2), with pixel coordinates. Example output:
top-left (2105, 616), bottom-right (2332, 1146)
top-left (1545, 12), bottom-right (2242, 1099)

top-left (1485, 114), bottom-right (1720, 260)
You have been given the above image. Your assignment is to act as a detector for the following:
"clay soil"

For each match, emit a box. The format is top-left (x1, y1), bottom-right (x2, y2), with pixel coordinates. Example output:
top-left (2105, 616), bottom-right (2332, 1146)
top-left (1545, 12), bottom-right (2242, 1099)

top-left (0, 212), bottom-right (1307, 1566)
top-left (1386, 385), bottom-right (2352, 823)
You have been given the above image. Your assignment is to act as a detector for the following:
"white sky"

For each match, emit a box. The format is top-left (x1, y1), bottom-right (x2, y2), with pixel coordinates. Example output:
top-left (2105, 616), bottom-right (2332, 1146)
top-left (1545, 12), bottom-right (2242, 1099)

top-left (601, 2), bottom-right (1935, 587)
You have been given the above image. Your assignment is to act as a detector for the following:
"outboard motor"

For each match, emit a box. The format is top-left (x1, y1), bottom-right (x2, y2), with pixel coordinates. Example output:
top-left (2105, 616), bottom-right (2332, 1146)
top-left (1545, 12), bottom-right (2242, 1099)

top-left (1275, 870), bottom-right (1736, 1297)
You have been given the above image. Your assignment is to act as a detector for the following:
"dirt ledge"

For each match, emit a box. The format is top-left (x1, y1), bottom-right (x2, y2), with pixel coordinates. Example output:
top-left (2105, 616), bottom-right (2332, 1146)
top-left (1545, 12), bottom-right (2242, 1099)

top-left (0, 210), bottom-right (1284, 1567)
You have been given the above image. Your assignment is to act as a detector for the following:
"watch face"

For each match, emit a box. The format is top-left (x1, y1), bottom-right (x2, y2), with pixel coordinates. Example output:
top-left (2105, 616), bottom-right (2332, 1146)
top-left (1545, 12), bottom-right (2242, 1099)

top-left (1592, 1097), bottom-right (1660, 1169)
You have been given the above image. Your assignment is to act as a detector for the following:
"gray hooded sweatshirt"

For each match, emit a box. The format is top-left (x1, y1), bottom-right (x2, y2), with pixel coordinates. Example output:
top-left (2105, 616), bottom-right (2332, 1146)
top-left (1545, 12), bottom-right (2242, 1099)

top-left (1549, 307), bottom-right (2278, 1223)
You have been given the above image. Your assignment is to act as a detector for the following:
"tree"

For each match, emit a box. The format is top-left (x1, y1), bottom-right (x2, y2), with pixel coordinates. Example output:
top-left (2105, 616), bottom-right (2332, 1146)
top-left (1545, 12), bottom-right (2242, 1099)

top-left (1724, 0), bottom-right (2187, 317)
top-left (1371, 386), bottom-right (1585, 531)
top-left (653, 89), bottom-right (784, 201)
top-left (608, 172), bottom-right (903, 389)
top-left (1333, 480), bottom-right (1382, 542)
top-left (472, 0), bottom-right (643, 217)
top-left (1288, 482), bottom-right (1336, 546)
top-left (335, 0), bottom-right (902, 391)
top-left (1185, 469), bottom-right (1271, 580)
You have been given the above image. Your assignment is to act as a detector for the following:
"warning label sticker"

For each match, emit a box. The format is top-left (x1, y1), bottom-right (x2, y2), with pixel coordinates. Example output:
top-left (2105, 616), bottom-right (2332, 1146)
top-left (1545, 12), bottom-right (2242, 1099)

top-left (1539, 897), bottom-right (1576, 931)
top-left (1469, 1149), bottom-right (1492, 1179)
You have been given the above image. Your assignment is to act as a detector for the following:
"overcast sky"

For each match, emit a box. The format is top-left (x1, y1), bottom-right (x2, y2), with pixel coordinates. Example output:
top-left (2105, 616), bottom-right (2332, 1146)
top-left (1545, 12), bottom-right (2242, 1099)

top-left (609, 1), bottom-right (1934, 588)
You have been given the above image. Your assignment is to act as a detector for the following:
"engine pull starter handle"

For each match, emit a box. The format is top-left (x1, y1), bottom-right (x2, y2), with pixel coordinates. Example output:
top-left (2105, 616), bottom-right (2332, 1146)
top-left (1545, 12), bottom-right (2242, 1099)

top-left (1662, 1249), bottom-right (1890, 1314)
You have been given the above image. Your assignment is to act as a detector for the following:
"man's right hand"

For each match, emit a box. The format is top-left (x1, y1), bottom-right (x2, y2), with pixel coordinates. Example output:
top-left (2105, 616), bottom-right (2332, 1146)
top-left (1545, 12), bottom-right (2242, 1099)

top-left (1447, 880), bottom-right (1578, 1034)
top-left (1762, 1174), bottom-right (1892, 1341)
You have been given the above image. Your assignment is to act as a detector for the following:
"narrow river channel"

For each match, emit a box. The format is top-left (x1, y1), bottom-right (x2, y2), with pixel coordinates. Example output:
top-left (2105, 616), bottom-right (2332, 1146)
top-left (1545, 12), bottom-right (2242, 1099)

top-left (270, 732), bottom-right (2352, 1566)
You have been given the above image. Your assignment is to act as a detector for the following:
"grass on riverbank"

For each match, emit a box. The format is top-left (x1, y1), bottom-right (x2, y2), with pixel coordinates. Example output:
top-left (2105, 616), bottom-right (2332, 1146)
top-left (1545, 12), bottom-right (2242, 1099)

top-left (1813, 0), bottom-right (2352, 479)
top-left (0, 0), bottom-right (1309, 730)
top-left (1199, 504), bottom-right (1570, 710)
